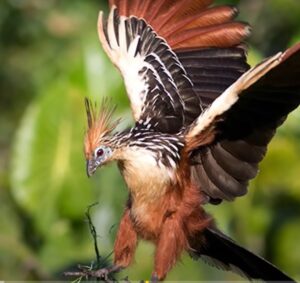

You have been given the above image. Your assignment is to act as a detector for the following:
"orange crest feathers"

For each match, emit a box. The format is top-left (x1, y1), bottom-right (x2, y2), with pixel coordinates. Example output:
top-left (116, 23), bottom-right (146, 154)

top-left (84, 98), bottom-right (120, 157)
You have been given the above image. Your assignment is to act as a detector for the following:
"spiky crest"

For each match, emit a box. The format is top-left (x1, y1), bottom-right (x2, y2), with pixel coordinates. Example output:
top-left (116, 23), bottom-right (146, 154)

top-left (84, 98), bottom-right (120, 158)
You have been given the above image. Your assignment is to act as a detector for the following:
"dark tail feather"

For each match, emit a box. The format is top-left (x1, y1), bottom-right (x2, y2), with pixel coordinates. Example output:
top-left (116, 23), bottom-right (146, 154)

top-left (189, 228), bottom-right (296, 282)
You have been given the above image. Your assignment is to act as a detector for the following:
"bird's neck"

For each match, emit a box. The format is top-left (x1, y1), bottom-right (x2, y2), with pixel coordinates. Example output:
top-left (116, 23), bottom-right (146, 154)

top-left (108, 130), bottom-right (184, 200)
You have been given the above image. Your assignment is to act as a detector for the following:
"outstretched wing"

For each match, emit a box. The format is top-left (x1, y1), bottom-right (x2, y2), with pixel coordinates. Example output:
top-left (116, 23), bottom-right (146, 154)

top-left (98, 0), bottom-right (250, 133)
top-left (186, 43), bottom-right (300, 203)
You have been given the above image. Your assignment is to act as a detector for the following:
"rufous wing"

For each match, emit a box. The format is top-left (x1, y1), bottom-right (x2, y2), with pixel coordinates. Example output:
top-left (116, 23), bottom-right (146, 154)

top-left (99, 1), bottom-right (250, 133)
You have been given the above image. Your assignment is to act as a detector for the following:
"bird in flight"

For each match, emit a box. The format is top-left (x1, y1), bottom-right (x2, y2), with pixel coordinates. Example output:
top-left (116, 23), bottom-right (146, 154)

top-left (83, 0), bottom-right (300, 281)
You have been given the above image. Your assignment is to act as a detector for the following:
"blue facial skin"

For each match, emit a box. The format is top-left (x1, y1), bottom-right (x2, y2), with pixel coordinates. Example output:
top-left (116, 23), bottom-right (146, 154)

top-left (94, 145), bottom-right (112, 164)
top-left (86, 145), bottom-right (112, 177)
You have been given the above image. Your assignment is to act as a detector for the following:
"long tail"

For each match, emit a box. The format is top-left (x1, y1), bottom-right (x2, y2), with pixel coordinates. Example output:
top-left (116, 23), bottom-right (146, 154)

top-left (189, 228), bottom-right (296, 282)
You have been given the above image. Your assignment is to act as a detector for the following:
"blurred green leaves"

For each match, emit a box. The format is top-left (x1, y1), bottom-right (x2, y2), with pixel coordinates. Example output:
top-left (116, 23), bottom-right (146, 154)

top-left (9, 54), bottom-right (93, 272)
top-left (11, 71), bottom-right (89, 229)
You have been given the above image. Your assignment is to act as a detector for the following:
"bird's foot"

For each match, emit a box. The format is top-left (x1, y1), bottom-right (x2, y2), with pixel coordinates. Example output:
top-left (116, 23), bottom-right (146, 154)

top-left (150, 273), bottom-right (160, 283)
top-left (64, 264), bottom-right (122, 282)
top-left (93, 265), bottom-right (122, 280)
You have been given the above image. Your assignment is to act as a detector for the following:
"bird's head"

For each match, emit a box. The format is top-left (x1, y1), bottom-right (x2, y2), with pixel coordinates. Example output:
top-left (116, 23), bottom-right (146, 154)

top-left (84, 98), bottom-right (120, 177)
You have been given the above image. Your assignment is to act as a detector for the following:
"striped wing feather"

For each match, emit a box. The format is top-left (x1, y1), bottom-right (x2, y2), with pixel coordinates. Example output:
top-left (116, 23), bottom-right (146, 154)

top-left (98, 6), bottom-right (201, 133)
top-left (104, 0), bottom-right (250, 125)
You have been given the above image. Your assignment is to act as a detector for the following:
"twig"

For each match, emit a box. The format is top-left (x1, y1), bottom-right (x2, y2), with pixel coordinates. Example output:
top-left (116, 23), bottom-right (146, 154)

top-left (63, 203), bottom-right (130, 282)
top-left (86, 202), bottom-right (101, 266)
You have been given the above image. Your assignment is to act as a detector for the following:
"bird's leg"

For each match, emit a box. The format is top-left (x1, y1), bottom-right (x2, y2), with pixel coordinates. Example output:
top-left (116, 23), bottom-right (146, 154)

top-left (152, 213), bottom-right (187, 281)
top-left (113, 208), bottom-right (138, 268)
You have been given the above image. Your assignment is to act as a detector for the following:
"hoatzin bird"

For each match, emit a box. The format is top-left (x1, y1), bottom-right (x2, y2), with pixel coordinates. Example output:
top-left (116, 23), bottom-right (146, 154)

top-left (83, 0), bottom-right (300, 281)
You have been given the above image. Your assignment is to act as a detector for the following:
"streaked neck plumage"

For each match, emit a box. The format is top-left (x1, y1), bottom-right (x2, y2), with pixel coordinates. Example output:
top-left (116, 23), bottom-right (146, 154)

top-left (109, 125), bottom-right (184, 168)
top-left (107, 126), bottom-right (185, 201)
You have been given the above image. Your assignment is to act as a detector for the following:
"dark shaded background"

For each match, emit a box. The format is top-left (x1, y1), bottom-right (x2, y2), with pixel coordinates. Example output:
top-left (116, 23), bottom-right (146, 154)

top-left (0, 0), bottom-right (300, 281)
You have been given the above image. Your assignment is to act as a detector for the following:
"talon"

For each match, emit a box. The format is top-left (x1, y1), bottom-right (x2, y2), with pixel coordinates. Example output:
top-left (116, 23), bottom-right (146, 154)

top-left (90, 265), bottom-right (122, 280)
top-left (151, 273), bottom-right (159, 283)
top-left (94, 268), bottom-right (109, 280)
top-left (77, 264), bottom-right (86, 271)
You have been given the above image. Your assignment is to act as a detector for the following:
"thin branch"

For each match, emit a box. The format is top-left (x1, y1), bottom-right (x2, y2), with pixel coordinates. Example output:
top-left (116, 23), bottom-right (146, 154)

top-left (86, 202), bottom-right (101, 266)
top-left (63, 203), bottom-right (131, 282)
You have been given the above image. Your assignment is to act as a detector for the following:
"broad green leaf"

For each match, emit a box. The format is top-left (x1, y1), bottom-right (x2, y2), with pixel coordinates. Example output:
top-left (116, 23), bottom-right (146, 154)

top-left (10, 78), bottom-right (93, 233)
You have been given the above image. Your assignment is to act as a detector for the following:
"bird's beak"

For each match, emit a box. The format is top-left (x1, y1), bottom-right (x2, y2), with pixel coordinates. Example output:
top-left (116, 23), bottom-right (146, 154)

top-left (86, 160), bottom-right (97, 177)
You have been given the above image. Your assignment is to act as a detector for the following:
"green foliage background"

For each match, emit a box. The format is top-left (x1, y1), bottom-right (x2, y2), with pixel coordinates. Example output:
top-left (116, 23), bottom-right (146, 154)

top-left (0, 0), bottom-right (300, 281)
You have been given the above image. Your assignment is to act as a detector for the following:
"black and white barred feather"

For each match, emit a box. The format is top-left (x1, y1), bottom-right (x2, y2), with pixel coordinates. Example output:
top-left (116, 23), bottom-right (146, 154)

top-left (98, 6), bottom-right (202, 133)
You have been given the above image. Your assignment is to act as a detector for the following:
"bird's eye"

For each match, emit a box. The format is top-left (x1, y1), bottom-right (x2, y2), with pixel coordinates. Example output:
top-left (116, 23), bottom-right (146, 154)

top-left (96, 148), bottom-right (104, 157)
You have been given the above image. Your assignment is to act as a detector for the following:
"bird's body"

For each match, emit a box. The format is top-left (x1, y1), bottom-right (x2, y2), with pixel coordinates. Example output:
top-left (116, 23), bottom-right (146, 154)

top-left (110, 129), bottom-right (191, 239)
top-left (117, 132), bottom-right (200, 237)
top-left (110, 128), bottom-right (184, 199)
top-left (83, 0), bottom-right (300, 281)
top-left (114, 131), bottom-right (210, 278)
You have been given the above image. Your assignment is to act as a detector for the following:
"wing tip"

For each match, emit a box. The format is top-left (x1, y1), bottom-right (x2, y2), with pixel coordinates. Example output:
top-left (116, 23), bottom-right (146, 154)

top-left (97, 10), bottom-right (104, 28)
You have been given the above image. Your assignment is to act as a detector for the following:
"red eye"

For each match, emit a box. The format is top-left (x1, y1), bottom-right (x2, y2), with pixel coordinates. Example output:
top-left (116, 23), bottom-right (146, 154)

top-left (96, 148), bottom-right (104, 157)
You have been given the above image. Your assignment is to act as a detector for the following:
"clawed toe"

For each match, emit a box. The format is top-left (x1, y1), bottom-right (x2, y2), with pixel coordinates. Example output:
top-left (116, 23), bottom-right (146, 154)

top-left (93, 268), bottom-right (109, 280)
top-left (151, 273), bottom-right (159, 283)
top-left (64, 264), bottom-right (122, 281)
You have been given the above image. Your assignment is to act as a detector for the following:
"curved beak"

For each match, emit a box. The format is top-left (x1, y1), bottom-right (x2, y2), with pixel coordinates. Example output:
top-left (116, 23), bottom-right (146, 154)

top-left (86, 160), bottom-right (97, 177)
